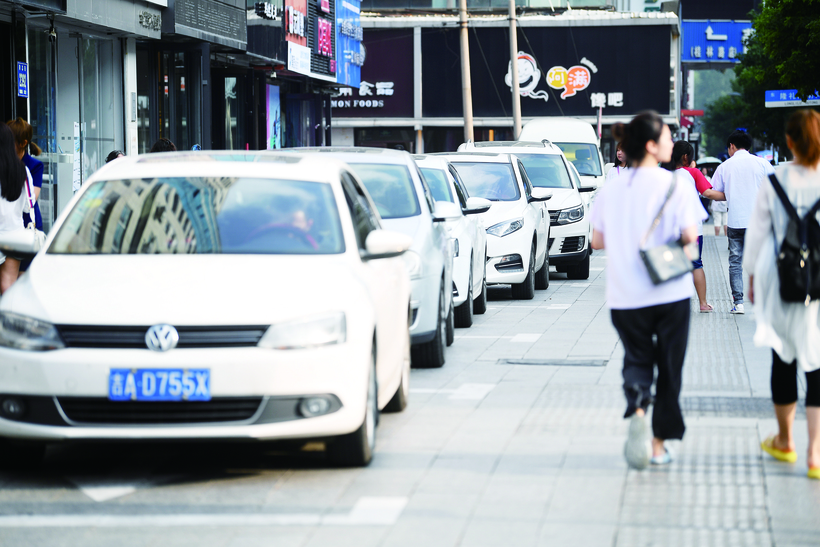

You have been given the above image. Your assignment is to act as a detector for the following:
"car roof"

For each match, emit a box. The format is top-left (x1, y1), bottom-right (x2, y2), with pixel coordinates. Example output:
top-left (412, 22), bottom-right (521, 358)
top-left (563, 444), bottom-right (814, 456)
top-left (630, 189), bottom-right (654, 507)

top-left (88, 151), bottom-right (350, 185)
top-left (434, 152), bottom-right (518, 164)
top-left (281, 147), bottom-right (415, 166)
top-left (459, 140), bottom-right (565, 156)
top-left (413, 155), bottom-right (452, 170)
top-left (519, 117), bottom-right (598, 143)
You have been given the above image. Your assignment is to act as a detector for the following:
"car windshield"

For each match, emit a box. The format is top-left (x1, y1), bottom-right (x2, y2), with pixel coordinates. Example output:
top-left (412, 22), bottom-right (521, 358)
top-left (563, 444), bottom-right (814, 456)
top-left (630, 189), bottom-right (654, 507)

top-left (420, 168), bottom-right (454, 203)
top-left (348, 163), bottom-right (420, 219)
top-left (516, 154), bottom-right (574, 189)
top-left (555, 143), bottom-right (603, 176)
top-left (450, 162), bottom-right (521, 202)
top-left (49, 177), bottom-right (345, 255)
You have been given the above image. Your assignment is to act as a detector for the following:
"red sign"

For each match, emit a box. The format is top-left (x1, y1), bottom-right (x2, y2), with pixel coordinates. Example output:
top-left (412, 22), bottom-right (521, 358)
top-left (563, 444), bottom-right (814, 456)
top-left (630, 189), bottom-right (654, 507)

top-left (317, 18), bottom-right (333, 57)
top-left (320, 0), bottom-right (330, 12)
top-left (285, 0), bottom-right (307, 46)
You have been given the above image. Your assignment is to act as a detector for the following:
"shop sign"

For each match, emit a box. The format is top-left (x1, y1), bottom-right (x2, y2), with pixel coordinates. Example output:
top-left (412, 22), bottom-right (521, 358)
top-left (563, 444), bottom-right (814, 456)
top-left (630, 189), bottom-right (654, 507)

top-left (266, 85), bottom-right (282, 149)
top-left (317, 18), bottom-right (333, 57)
top-left (288, 41), bottom-right (312, 74)
top-left (255, 1), bottom-right (282, 20)
top-left (172, 0), bottom-right (247, 49)
top-left (285, 0), bottom-right (307, 46)
top-left (335, 0), bottom-right (363, 88)
top-left (17, 62), bottom-right (29, 98)
top-left (682, 20), bottom-right (752, 63)
top-left (319, 0), bottom-right (330, 13)
top-left (764, 89), bottom-right (820, 108)
top-left (138, 11), bottom-right (162, 31)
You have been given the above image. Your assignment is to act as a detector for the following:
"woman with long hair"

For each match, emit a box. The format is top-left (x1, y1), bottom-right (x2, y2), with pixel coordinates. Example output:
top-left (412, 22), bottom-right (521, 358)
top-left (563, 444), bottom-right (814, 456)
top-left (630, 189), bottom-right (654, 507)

top-left (744, 109), bottom-right (820, 480)
top-left (590, 111), bottom-right (706, 469)
top-left (0, 124), bottom-right (31, 293)
top-left (606, 141), bottom-right (629, 182)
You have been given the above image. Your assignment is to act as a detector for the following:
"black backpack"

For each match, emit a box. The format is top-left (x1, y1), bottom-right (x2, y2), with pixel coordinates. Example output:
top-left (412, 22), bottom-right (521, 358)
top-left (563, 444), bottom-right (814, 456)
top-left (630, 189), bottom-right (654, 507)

top-left (769, 173), bottom-right (820, 305)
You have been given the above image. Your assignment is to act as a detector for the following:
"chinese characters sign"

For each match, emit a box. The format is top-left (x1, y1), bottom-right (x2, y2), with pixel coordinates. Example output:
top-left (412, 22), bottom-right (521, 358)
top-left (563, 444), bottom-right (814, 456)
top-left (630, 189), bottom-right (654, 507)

top-left (681, 20), bottom-right (752, 63)
top-left (764, 90), bottom-right (820, 108)
top-left (17, 62), bottom-right (28, 98)
top-left (285, 0), bottom-right (306, 46)
top-left (317, 17), bottom-right (333, 57)
top-left (336, 0), bottom-right (363, 88)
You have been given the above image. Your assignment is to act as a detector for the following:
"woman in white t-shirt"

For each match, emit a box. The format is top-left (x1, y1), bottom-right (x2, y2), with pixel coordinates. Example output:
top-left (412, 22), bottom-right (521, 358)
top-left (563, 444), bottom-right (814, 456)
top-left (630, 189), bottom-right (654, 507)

top-left (606, 141), bottom-right (629, 182)
top-left (590, 111), bottom-right (706, 470)
top-left (0, 124), bottom-right (31, 294)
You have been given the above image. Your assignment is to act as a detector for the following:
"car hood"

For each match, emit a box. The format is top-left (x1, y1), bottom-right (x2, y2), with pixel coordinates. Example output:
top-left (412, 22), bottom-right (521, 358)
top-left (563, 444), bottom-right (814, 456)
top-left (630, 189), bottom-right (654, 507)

top-left (381, 215), bottom-right (427, 251)
top-left (479, 200), bottom-right (527, 228)
top-left (543, 189), bottom-right (582, 211)
top-left (2, 255), bottom-right (365, 326)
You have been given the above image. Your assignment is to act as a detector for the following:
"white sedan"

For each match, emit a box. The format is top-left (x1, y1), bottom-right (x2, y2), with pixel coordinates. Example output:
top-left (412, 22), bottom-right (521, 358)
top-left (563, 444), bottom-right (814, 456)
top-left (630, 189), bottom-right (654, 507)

top-left (440, 153), bottom-right (552, 299)
top-left (0, 152), bottom-right (413, 467)
top-left (415, 155), bottom-right (491, 327)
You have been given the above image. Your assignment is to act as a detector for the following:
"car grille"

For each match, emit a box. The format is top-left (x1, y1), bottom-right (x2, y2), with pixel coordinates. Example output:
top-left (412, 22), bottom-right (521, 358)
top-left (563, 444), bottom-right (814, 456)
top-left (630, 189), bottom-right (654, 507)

top-left (56, 325), bottom-right (268, 349)
top-left (56, 396), bottom-right (264, 424)
top-left (548, 211), bottom-right (560, 227)
top-left (560, 236), bottom-right (586, 253)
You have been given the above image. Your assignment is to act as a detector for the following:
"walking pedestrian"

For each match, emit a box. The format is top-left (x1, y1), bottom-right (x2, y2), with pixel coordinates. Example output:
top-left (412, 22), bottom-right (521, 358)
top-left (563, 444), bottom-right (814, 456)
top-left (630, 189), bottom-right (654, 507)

top-left (606, 141), bottom-right (629, 182)
top-left (743, 109), bottom-right (820, 479)
top-left (7, 118), bottom-right (44, 276)
top-left (710, 130), bottom-right (775, 314)
top-left (0, 124), bottom-right (32, 294)
top-left (590, 111), bottom-right (706, 469)
top-left (106, 150), bottom-right (124, 163)
top-left (149, 138), bottom-right (176, 153)
top-left (712, 199), bottom-right (728, 236)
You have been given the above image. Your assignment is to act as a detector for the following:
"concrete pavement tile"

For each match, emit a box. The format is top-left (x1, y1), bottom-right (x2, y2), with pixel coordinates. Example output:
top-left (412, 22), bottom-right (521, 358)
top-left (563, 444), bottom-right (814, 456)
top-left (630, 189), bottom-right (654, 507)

top-left (380, 516), bottom-right (467, 547)
top-left (302, 526), bottom-right (388, 547)
top-left (460, 518), bottom-right (541, 547)
top-left (401, 492), bottom-right (481, 519)
top-left (538, 523), bottom-right (617, 547)
top-left (545, 367), bottom-right (605, 385)
top-left (542, 476), bottom-right (624, 524)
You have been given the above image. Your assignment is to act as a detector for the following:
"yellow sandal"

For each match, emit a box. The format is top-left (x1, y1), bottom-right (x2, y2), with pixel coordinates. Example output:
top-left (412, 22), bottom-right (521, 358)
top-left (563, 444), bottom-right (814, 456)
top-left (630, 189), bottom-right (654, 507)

top-left (761, 436), bottom-right (798, 463)
top-left (808, 468), bottom-right (820, 480)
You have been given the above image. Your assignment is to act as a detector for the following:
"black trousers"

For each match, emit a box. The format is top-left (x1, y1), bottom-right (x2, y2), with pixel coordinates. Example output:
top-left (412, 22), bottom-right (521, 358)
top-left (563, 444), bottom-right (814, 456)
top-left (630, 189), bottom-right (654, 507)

top-left (771, 350), bottom-right (820, 407)
top-left (611, 298), bottom-right (691, 441)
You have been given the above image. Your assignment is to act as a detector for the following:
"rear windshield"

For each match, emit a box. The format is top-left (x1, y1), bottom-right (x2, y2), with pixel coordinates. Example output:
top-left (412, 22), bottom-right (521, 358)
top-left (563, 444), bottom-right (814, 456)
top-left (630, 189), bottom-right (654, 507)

top-left (49, 177), bottom-right (345, 255)
top-left (420, 168), bottom-right (454, 203)
top-left (516, 154), bottom-right (573, 189)
top-left (450, 162), bottom-right (520, 202)
top-left (555, 143), bottom-right (603, 177)
top-left (348, 163), bottom-right (420, 219)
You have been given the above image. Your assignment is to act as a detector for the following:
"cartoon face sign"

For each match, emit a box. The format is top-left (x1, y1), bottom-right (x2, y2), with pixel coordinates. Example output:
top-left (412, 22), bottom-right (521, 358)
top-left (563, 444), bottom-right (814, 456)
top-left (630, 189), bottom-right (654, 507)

top-left (547, 65), bottom-right (591, 99)
top-left (505, 52), bottom-right (541, 96)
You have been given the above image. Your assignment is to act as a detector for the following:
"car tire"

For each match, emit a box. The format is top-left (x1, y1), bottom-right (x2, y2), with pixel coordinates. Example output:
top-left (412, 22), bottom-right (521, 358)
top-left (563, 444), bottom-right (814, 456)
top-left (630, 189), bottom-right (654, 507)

top-left (511, 244), bottom-right (536, 300)
top-left (473, 262), bottom-right (488, 315)
top-left (566, 254), bottom-right (590, 280)
top-left (411, 281), bottom-right (446, 368)
top-left (327, 350), bottom-right (378, 466)
top-left (454, 264), bottom-right (473, 328)
top-left (384, 327), bottom-right (410, 413)
top-left (0, 439), bottom-right (47, 470)
top-left (445, 299), bottom-right (455, 346)
top-left (535, 251), bottom-right (550, 290)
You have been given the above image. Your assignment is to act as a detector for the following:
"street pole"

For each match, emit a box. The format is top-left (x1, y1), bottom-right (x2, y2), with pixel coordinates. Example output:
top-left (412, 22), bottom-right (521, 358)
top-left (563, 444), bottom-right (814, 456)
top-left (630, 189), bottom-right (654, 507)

top-left (458, 0), bottom-right (474, 143)
top-left (508, 0), bottom-right (522, 139)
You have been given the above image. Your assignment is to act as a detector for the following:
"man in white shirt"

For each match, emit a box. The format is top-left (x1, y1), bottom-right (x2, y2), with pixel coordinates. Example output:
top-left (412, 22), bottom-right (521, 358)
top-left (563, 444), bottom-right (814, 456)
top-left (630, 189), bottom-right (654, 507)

top-left (710, 130), bottom-right (775, 314)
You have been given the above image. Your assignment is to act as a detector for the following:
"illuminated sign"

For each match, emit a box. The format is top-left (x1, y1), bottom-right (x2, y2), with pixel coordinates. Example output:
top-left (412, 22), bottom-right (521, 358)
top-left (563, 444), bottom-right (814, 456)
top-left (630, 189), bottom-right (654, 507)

top-left (285, 0), bottom-right (307, 46)
top-left (317, 18), bottom-right (333, 57)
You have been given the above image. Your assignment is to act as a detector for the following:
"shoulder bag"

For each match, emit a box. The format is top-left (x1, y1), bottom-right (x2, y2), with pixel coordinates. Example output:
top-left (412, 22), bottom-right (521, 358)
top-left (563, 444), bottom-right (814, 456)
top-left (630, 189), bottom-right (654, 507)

top-left (0, 175), bottom-right (46, 261)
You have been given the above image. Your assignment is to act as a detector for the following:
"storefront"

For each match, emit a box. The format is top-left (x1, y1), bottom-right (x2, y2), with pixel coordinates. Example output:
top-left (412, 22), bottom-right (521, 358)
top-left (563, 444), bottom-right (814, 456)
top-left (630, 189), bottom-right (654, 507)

top-left (331, 12), bottom-right (681, 156)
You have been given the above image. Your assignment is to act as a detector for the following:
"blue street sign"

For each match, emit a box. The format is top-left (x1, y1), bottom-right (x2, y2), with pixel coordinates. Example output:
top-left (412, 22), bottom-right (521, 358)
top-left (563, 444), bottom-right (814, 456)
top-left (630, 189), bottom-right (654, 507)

top-left (681, 20), bottom-right (752, 63)
top-left (17, 62), bottom-right (29, 98)
top-left (764, 90), bottom-right (820, 108)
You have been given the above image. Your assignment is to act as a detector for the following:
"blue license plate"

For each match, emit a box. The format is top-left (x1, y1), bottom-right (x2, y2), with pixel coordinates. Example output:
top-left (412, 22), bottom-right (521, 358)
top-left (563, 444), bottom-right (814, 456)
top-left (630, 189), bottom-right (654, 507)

top-left (108, 369), bottom-right (211, 401)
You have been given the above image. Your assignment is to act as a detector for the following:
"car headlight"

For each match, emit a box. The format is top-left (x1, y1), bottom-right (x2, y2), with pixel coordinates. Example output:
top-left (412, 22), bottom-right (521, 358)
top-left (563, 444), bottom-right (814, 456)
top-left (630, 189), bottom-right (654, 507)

top-left (557, 205), bottom-right (585, 225)
top-left (257, 312), bottom-right (346, 350)
top-left (0, 312), bottom-right (65, 351)
top-left (452, 238), bottom-right (460, 257)
top-left (402, 250), bottom-right (424, 279)
top-left (486, 218), bottom-right (524, 237)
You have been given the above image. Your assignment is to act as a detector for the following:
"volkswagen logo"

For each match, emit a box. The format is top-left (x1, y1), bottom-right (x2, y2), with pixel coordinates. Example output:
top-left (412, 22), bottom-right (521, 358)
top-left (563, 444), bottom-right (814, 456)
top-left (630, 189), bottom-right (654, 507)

top-left (145, 324), bottom-right (180, 352)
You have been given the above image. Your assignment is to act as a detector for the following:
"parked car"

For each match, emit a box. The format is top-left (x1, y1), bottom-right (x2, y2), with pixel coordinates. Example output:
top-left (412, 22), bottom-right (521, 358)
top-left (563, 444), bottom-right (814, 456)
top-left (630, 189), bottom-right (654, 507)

top-left (438, 152), bottom-right (552, 299)
top-left (0, 152), bottom-right (414, 467)
top-left (414, 155), bottom-right (492, 327)
top-left (457, 141), bottom-right (593, 279)
top-left (286, 147), bottom-right (457, 368)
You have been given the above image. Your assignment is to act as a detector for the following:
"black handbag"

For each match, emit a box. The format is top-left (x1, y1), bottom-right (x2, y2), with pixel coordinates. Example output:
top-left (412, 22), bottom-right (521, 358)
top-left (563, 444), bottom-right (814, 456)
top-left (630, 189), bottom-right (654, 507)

top-left (639, 174), bottom-right (697, 285)
top-left (768, 173), bottom-right (820, 306)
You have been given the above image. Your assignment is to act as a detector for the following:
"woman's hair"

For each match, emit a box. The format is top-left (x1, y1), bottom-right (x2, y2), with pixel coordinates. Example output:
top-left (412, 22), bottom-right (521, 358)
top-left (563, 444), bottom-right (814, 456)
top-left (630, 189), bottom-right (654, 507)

top-left (6, 117), bottom-right (42, 156)
top-left (785, 109), bottom-right (820, 166)
top-left (672, 140), bottom-right (694, 167)
top-left (106, 150), bottom-right (124, 163)
top-left (0, 124), bottom-right (26, 202)
top-left (614, 141), bottom-right (627, 166)
top-left (611, 111), bottom-right (665, 163)
top-left (150, 138), bottom-right (177, 153)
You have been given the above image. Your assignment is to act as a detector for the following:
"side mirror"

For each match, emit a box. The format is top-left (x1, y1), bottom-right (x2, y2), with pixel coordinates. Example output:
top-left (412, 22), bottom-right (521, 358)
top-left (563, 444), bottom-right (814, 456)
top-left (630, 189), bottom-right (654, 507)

top-left (528, 188), bottom-right (553, 202)
top-left (463, 197), bottom-right (491, 215)
top-left (578, 186), bottom-right (597, 193)
top-left (0, 230), bottom-right (42, 261)
top-left (432, 201), bottom-right (462, 222)
top-left (361, 230), bottom-right (412, 261)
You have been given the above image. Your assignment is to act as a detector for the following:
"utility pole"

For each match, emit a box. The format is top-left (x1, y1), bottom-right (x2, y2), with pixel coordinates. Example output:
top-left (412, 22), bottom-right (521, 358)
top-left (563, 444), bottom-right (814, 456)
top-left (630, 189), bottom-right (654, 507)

top-left (458, 0), bottom-right (474, 143)
top-left (508, 0), bottom-right (522, 139)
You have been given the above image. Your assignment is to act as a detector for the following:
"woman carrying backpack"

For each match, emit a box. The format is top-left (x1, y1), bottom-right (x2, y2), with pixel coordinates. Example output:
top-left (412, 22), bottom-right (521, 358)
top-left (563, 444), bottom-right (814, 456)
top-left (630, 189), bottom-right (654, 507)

top-left (744, 109), bottom-right (820, 480)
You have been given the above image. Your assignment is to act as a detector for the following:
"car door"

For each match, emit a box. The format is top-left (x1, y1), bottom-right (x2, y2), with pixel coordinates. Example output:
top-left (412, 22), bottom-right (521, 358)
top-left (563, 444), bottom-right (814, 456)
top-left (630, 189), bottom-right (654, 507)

top-left (517, 160), bottom-right (548, 265)
top-left (340, 171), bottom-right (405, 383)
top-left (450, 164), bottom-right (485, 295)
top-left (414, 162), bottom-right (452, 310)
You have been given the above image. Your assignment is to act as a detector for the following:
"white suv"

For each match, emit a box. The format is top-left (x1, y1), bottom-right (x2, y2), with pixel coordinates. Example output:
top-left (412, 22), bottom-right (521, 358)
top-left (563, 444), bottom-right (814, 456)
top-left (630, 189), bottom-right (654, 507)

top-left (458, 141), bottom-right (593, 280)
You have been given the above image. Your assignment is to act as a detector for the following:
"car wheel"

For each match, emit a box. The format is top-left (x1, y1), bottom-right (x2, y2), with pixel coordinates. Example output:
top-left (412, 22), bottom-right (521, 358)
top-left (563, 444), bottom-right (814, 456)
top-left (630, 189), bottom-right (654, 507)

top-left (410, 280), bottom-right (446, 368)
top-left (535, 250), bottom-right (550, 290)
top-left (566, 254), bottom-right (590, 280)
top-left (327, 349), bottom-right (378, 466)
top-left (473, 262), bottom-right (488, 315)
top-left (454, 263), bottom-right (473, 328)
top-left (384, 326), bottom-right (410, 413)
top-left (445, 299), bottom-right (455, 346)
top-left (0, 438), bottom-right (47, 470)
top-left (511, 244), bottom-right (536, 300)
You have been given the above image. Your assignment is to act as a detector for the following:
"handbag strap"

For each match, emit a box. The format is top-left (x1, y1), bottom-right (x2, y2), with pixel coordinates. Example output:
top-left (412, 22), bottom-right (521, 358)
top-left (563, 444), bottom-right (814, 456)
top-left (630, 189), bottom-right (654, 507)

top-left (640, 171), bottom-right (678, 250)
top-left (24, 172), bottom-right (36, 222)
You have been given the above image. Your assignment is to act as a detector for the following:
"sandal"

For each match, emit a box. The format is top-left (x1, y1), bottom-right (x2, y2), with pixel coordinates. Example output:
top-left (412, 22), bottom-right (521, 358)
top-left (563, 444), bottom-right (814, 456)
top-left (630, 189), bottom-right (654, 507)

top-left (699, 304), bottom-right (714, 313)
top-left (761, 435), bottom-right (798, 463)
top-left (809, 468), bottom-right (820, 480)
top-left (650, 447), bottom-right (672, 465)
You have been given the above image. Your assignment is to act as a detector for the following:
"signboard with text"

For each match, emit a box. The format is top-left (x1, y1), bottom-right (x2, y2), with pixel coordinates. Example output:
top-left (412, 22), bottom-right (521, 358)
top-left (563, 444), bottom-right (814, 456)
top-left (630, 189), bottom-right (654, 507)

top-left (335, 0), bottom-right (362, 88)
top-left (285, 0), bottom-right (307, 46)
top-left (681, 20), bottom-right (752, 63)
top-left (17, 62), bottom-right (29, 98)
top-left (765, 90), bottom-right (820, 108)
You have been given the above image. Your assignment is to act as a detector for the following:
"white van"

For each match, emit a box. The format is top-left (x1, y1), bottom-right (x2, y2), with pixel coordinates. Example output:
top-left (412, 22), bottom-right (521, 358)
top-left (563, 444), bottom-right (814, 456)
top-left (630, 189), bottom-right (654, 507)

top-left (519, 117), bottom-right (606, 198)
